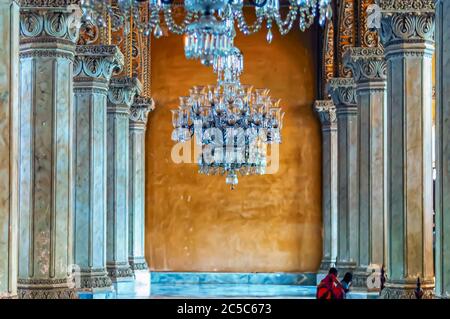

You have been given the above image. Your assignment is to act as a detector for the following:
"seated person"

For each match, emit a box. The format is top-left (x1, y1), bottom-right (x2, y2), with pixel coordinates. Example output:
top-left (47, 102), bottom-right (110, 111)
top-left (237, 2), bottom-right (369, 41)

top-left (316, 267), bottom-right (345, 299)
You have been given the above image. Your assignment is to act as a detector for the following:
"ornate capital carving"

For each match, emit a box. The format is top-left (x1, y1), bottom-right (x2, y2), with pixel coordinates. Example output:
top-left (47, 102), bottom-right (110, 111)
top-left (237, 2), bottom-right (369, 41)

top-left (327, 78), bottom-right (358, 109)
top-left (74, 45), bottom-right (124, 83)
top-left (377, 1), bottom-right (435, 54)
top-left (377, 0), bottom-right (435, 12)
top-left (106, 262), bottom-right (134, 281)
top-left (130, 96), bottom-right (155, 128)
top-left (107, 76), bottom-right (142, 108)
top-left (17, 278), bottom-right (77, 299)
top-left (20, 3), bottom-right (82, 47)
top-left (344, 47), bottom-right (387, 85)
top-left (314, 100), bottom-right (337, 129)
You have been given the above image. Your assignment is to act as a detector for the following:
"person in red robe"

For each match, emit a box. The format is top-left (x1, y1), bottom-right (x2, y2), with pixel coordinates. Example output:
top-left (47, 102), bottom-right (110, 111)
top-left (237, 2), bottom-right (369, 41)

top-left (316, 267), bottom-right (345, 299)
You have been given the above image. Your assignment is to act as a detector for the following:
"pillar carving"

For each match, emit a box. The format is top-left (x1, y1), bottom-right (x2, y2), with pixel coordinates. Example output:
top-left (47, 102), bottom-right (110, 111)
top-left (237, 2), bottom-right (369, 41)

top-left (435, 0), bottom-right (450, 299)
top-left (17, 0), bottom-right (81, 299)
top-left (377, 0), bottom-right (435, 299)
top-left (106, 76), bottom-right (142, 283)
top-left (128, 96), bottom-right (154, 272)
top-left (344, 47), bottom-right (387, 290)
top-left (327, 78), bottom-right (359, 277)
top-left (0, 0), bottom-right (19, 299)
top-left (314, 100), bottom-right (338, 273)
top-left (73, 45), bottom-right (123, 291)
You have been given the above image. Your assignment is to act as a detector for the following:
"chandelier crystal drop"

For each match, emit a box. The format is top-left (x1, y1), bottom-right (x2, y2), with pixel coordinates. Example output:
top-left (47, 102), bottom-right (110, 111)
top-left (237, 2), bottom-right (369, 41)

top-left (184, 14), bottom-right (235, 66)
top-left (171, 48), bottom-right (284, 189)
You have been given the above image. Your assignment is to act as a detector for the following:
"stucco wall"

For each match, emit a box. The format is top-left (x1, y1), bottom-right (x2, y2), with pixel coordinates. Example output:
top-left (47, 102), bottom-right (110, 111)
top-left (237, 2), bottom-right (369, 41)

top-left (145, 24), bottom-right (323, 272)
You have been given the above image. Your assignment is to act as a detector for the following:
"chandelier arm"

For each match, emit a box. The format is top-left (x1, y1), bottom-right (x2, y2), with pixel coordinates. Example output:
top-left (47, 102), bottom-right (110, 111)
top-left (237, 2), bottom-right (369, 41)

top-left (162, 6), bottom-right (195, 35)
top-left (235, 10), bottom-right (265, 35)
top-left (248, 0), bottom-right (269, 8)
top-left (273, 7), bottom-right (298, 35)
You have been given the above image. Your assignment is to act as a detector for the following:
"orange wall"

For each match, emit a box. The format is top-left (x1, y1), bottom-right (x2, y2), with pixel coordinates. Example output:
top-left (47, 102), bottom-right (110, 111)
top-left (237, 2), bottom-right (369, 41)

top-left (145, 25), bottom-right (323, 272)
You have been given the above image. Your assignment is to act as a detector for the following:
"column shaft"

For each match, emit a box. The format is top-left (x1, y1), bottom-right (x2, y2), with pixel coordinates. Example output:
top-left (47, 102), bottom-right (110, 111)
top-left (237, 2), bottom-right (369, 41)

top-left (0, 0), bottom-right (19, 299)
top-left (435, 0), bottom-right (450, 299)
top-left (73, 45), bottom-right (123, 291)
top-left (378, 0), bottom-right (435, 298)
top-left (18, 1), bottom-right (81, 299)
top-left (344, 47), bottom-right (387, 290)
top-left (314, 100), bottom-right (338, 273)
top-left (128, 96), bottom-right (153, 271)
top-left (106, 76), bottom-right (141, 283)
top-left (327, 78), bottom-right (359, 275)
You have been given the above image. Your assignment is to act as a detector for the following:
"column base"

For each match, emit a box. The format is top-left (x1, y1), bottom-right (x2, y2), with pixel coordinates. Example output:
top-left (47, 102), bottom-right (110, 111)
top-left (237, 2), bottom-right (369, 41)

top-left (129, 256), bottom-right (149, 272)
top-left (380, 279), bottom-right (435, 299)
top-left (352, 267), bottom-right (371, 290)
top-left (17, 279), bottom-right (78, 299)
top-left (0, 293), bottom-right (18, 299)
top-left (78, 269), bottom-right (112, 290)
top-left (107, 262), bottom-right (134, 282)
top-left (319, 258), bottom-right (336, 272)
top-left (335, 260), bottom-right (356, 277)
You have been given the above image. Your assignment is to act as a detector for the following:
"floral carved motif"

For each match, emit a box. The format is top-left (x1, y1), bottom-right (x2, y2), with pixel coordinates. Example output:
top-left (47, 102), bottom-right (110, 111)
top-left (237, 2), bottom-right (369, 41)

top-left (20, 3), bottom-right (82, 44)
top-left (314, 100), bottom-right (337, 128)
top-left (327, 78), bottom-right (357, 108)
top-left (344, 47), bottom-right (387, 82)
top-left (74, 45), bottom-right (124, 82)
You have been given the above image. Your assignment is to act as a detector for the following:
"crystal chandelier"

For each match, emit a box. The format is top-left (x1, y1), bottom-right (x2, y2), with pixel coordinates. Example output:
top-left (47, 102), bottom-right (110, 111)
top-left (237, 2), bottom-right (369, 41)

top-left (81, 0), bottom-right (333, 60)
top-left (171, 47), bottom-right (284, 189)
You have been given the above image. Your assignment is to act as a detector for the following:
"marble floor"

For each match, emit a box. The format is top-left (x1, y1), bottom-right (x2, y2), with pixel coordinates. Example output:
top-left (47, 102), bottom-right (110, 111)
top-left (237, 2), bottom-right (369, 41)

top-left (78, 272), bottom-right (380, 299)
top-left (120, 284), bottom-right (318, 299)
top-left (80, 284), bottom-right (379, 299)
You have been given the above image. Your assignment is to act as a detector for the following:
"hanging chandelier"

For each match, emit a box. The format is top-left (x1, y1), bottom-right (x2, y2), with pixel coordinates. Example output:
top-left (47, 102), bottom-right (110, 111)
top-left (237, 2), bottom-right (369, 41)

top-left (171, 47), bottom-right (284, 189)
top-left (81, 0), bottom-right (333, 61)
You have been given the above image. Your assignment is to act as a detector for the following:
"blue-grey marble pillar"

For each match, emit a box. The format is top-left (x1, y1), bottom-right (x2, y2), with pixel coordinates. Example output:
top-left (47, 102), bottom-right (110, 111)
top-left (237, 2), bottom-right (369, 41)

top-left (128, 96), bottom-right (154, 272)
top-left (344, 47), bottom-right (387, 291)
top-left (314, 100), bottom-right (338, 274)
top-left (435, 0), bottom-right (450, 299)
top-left (327, 78), bottom-right (359, 277)
top-left (18, 1), bottom-right (81, 299)
top-left (106, 76), bottom-right (141, 285)
top-left (378, 0), bottom-right (435, 299)
top-left (0, 0), bottom-right (19, 299)
top-left (73, 45), bottom-right (123, 292)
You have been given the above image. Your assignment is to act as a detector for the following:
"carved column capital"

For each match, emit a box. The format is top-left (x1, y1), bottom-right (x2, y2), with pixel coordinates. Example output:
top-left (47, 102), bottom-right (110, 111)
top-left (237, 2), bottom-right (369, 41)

top-left (376, 0), bottom-right (435, 57)
top-left (107, 76), bottom-right (142, 112)
top-left (19, 1), bottom-right (82, 58)
top-left (327, 78), bottom-right (357, 113)
top-left (344, 47), bottom-right (387, 91)
top-left (314, 100), bottom-right (337, 131)
top-left (74, 45), bottom-right (124, 88)
top-left (130, 96), bottom-right (155, 129)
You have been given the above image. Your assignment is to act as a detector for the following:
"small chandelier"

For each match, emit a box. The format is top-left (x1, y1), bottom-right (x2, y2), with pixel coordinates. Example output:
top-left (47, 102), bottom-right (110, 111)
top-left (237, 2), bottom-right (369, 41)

top-left (171, 47), bottom-right (284, 189)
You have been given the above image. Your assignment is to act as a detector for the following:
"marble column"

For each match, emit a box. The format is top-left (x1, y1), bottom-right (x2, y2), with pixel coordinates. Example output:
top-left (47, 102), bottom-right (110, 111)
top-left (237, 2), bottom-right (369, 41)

top-left (128, 96), bottom-right (154, 272)
top-left (0, 0), bottom-right (19, 299)
top-left (435, 0), bottom-right (450, 299)
top-left (328, 78), bottom-right (359, 276)
top-left (327, 78), bottom-right (359, 277)
top-left (314, 100), bottom-right (338, 274)
top-left (378, 0), bottom-right (435, 299)
top-left (73, 45), bottom-right (123, 292)
top-left (106, 76), bottom-right (141, 289)
top-left (17, 1), bottom-right (81, 299)
top-left (344, 47), bottom-right (387, 290)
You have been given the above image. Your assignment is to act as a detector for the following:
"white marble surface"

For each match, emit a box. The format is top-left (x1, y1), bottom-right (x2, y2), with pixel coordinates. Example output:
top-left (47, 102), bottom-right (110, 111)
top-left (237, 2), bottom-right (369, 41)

top-left (0, 0), bottom-right (19, 299)
top-left (435, 0), bottom-right (450, 299)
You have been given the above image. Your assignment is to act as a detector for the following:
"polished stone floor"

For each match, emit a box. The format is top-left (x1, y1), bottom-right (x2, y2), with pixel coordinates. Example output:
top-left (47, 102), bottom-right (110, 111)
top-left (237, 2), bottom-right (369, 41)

top-left (78, 272), bottom-right (379, 299)
top-left (80, 284), bottom-right (379, 299)
top-left (122, 284), bottom-right (317, 299)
